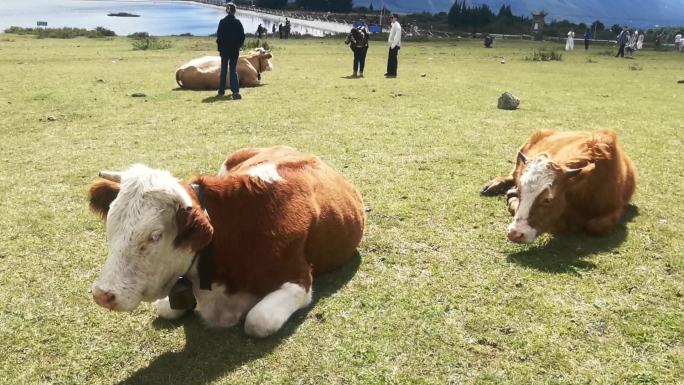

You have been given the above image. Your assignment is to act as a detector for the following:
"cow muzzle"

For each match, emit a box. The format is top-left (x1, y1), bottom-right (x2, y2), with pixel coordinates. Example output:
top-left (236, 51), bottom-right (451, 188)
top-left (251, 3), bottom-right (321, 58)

top-left (506, 219), bottom-right (537, 244)
top-left (91, 286), bottom-right (120, 310)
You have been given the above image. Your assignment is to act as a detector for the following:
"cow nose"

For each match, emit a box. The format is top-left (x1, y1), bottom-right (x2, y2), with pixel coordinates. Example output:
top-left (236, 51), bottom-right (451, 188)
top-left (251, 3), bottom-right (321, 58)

top-left (507, 229), bottom-right (525, 243)
top-left (92, 287), bottom-right (117, 309)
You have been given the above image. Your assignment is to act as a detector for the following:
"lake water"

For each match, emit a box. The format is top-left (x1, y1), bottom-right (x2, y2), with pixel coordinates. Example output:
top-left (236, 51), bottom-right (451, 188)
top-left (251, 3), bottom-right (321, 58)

top-left (0, 0), bottom-right (351, 36)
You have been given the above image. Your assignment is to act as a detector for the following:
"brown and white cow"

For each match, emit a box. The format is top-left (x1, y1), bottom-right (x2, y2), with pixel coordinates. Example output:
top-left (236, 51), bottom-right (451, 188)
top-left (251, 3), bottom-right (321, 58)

top-left (175, 48), bottom-right (274, 90)
top-left (481, 129), bottom-right (636, 243)
top-left (88, 146), bottom-right (365, 337)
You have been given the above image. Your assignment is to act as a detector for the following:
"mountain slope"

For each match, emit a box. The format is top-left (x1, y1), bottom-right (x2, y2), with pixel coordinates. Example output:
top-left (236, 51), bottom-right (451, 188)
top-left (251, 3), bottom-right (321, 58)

top-left (355, 0), bottom-right (684, 27)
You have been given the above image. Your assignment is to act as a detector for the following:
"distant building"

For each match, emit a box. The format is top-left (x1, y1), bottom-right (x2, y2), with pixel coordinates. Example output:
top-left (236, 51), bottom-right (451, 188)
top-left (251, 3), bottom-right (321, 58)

top-left (531, 11), bottom-right (545, 41)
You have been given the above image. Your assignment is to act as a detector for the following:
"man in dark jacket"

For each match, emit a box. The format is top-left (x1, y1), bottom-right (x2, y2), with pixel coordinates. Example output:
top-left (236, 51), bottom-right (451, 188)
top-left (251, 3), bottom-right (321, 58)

top-left (583, 28), bottom-right (591, 50)
top-left (216, 2), bottom-right (245, 99)
top-left (615, 27), bottom-right (628, 58)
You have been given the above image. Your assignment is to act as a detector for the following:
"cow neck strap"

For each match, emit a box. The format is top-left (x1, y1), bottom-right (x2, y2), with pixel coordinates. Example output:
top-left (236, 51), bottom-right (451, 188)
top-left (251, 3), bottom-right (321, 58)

top-left (256, 57), bottom-right (262, 81)
top-left (191, 183), bottom-right (213, 291)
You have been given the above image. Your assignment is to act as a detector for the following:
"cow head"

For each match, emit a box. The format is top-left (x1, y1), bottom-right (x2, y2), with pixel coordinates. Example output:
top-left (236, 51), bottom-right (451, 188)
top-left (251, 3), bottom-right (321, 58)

top-left (88, 164), bottom-right (212, 311)
top-left (506, 152), bottom-right (589, 243)
top-left (246, 48), bottom-right (273, 72)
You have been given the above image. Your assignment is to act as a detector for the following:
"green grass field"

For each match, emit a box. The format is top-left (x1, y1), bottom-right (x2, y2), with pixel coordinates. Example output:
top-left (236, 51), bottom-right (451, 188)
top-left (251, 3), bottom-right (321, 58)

top-left (0, 34), bottom-right (682, 384)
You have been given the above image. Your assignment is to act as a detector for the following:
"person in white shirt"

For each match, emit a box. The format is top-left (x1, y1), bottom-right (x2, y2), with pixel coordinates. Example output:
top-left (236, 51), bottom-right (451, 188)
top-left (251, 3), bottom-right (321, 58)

top-left (636, 31), bottom-right (644, 50)
top-left (675, 32), bottom-right (683, 51)
top-left (565, 29), bottom-right (574, 50)
top-left (385, 13), bottom-right (402, 78)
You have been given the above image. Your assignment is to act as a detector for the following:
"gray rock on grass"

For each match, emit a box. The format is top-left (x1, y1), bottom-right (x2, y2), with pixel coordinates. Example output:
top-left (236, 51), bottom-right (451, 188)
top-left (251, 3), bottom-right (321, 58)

top-left (498, 92), bottom-right (520, 110)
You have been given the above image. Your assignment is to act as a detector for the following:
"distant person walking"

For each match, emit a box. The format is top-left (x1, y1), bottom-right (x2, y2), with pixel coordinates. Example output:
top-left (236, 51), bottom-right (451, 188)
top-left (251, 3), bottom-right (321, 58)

top-left (216, 2), bottom-right (245, 99)
top-left (626, 29), bottom-right (638, 57)
top-left (583, 28), bottom-right (591, 50)
top-left (272, 23), bottom-right (276, 38)
top-left (675, 32), bottom-right (683, 51)
top-left (385, 13), bottom-right (401, 78)
top-left (615, 27), bottom-right (628, 58)
top-left (345, 25), bottom-right (369, 77)
top-left (565, 29), bottom-right (575, 50)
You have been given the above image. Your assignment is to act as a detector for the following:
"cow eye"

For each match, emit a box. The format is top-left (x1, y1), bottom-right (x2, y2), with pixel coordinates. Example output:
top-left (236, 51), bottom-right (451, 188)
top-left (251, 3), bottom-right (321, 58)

top-left (149, 232), bottom-right (162, 242)
top-left (541, 197), bottom-right (553, 205)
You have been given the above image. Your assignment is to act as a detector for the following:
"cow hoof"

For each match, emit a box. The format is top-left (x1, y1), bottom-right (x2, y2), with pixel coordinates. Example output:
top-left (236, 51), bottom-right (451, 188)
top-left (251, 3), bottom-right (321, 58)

top-left (505, 188), bottom-right (519, 199)
top-left (507, 197), bottom-right (519, 215)
top-left (481, 178), bottom-right (513, 196)
top-left (154, 297), bottom-right (187, 320)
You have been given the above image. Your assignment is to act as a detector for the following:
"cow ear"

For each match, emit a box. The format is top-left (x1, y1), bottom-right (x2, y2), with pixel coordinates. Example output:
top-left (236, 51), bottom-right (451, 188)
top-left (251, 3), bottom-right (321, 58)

top-left (174, 206), bottom-right (213, 252)
top-left (593, 142), bottom-right (613, 161)
top-left (89, 180), bottom-right (120, 220)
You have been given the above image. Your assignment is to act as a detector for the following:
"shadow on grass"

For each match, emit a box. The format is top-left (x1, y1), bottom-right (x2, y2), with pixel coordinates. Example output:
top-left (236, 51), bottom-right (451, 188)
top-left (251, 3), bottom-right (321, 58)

top-left (201, 95), bottom-right (232, 103)
top-left (506, 205), bottom-right (639, 274)
top-left (340, 75), bottom-right (363, 79)
top-left (118, 251), bottom-right (361, 385)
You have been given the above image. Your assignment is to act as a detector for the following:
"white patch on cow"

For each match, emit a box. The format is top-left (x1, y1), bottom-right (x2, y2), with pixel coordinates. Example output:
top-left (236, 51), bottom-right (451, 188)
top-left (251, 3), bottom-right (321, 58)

top-left (153, 296), bottom-right (187, 320)
top-left (244, 283), bottom-right (312, 338)
top-left (247, 163), bottom-right (283, 184)
top-left (179, 55), bottom-right (220, 70)
top-left (218, 163), bottom-right (228, 176)
top-left (507, 156), bottom-right (555, 242)
top-left (264, 58), bottom-right (273, 71)
top-left (195, 284), bottom-right (259, 328)
top-left (91, 164), bottom-right (197, 311)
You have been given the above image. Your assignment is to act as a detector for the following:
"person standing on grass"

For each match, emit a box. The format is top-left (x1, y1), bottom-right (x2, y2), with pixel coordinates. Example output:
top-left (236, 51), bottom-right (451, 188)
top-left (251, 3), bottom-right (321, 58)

top-left (636, 31), bottom-right (644, 50)
top-left (565, 29), bottom-right (575, 50)
top-left (675, 32), bottom-right (683, 51)
top-left (345, 25), bottom-right (369, 78)
top-left (625, 29), bottom-right (638, 58)
top-left (583, 28), bottom-right (591, 50)
top-left (385, 13), bottom-right (402, 78)
top-left (615, 27), bottom-right (628, 58)
top-left (216, 2), bottom-right (245, 100)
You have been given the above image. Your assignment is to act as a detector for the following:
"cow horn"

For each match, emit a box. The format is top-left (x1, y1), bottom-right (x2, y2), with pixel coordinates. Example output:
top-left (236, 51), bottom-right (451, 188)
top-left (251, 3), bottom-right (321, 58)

top-left (564, 167), bottom-right (583, 178)
top-left (517, 151), bottom-right (529, 164)
top-left (99, 170), bottom-right (122, 183)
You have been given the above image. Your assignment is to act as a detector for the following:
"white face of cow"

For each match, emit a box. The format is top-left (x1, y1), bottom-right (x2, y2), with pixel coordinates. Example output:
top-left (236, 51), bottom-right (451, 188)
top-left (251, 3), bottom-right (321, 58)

top-left (89, 164), bottom-right (209, 311)
top-left (506, 154), bottom-right (581, 243)
top-left (507, 155), bottom-right (558, 244)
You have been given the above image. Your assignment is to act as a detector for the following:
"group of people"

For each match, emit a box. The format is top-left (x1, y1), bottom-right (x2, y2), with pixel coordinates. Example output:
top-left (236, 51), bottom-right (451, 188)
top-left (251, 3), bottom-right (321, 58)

top-left (566, 28), bottom-right (602, 51)
top-left (215, 4), bottom-right (404, 99)
top-left (615, 27), bottom-right (644, 58)
top-left (254, 19), bottom-right (291, 40)
top-left (567, 26), bottom-right (646, 58)
top-left (344, 13), bottom-right (403, 78)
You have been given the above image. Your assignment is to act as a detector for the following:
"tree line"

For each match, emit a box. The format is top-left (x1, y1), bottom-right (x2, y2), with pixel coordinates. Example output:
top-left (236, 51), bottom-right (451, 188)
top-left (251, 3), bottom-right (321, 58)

top-left (235, 0), bottom-right (681, 42)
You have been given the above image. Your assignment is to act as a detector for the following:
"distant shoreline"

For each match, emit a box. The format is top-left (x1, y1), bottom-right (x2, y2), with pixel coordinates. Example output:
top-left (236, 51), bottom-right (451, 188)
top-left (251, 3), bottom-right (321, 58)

top-left (181, 0), bottom-right (351, 34)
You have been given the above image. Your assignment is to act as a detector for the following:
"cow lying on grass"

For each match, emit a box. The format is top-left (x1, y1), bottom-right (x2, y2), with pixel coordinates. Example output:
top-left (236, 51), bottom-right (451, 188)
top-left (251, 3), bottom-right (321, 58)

top-left (89, 146), bottom-right (365, 337)
top-left (175, 48), bottom-right (273, 90)
top-left (481, 129), bottom-right (636, 243)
